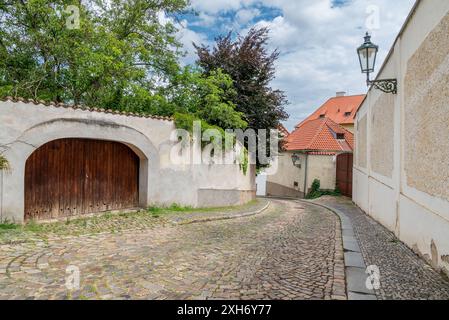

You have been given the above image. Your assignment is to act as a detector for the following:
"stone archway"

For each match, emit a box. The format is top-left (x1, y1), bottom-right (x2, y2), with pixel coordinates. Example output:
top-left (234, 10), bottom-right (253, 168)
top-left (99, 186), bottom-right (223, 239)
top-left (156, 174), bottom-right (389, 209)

top-left (2, 118), bottom-right (160, 223)
top-left (24, 138), bottom-right (140, 220)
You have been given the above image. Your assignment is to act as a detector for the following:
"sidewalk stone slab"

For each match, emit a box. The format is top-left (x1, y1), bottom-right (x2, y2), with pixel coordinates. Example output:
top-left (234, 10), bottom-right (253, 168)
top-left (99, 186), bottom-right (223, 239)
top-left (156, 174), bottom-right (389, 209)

top-left (348, 292), bottom-right (377, 300)
top-left (346, 267), bottom-right (374, 295)
top-left (299, 199), bottom-right (368, 300)
top-left (344, 252), bottom-right (365, 268)
top-left (343, 238), bottom-right (361, 253)
top-left (340, 220), bottom-right (352, 230)
top-left (311, 196), bottom-right (449, 300)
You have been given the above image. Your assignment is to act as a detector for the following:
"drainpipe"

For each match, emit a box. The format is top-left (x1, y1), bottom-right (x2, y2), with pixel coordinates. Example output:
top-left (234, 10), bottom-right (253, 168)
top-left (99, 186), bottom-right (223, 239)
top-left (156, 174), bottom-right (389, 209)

top-left (303, 152), bottom-right (309, 199)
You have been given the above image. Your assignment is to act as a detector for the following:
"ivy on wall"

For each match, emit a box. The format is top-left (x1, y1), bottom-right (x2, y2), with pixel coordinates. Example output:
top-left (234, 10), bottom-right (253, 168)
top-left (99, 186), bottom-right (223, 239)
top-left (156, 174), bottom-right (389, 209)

top-left (239, 148), bottom-right (249, 176)
top-left (0, 155), bottom-right (9, 171)
top-left (174, 113), bottom-right (249, 175)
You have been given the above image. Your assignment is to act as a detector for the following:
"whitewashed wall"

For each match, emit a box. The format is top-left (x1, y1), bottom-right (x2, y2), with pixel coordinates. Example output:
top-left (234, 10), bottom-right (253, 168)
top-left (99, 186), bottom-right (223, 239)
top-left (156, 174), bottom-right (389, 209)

top-left (265, 151), bottom-right (337, 198)
top-left (0, 99), bottom-right (255, 223)
top-left (256, 173), bottom-right (267, 196)
top-left (354, 0), bottom-right (449, 275)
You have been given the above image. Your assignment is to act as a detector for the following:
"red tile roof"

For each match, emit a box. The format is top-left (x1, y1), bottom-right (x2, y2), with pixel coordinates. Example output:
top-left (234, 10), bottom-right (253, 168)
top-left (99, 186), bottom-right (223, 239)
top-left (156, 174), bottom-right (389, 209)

top-left (285, 117), bottom-right (354, 152)
top-left (296, 94), bottom-right (365, 128)
top-left (277, 124), bottom-right (290, 137)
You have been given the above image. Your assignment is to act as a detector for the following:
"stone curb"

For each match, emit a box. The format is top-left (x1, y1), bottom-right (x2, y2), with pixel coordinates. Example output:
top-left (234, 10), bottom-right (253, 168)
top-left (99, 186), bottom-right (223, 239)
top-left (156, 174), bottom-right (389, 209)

top-left (297, 199), bottom-right (377, 301)
top-left (176, 201), bottom-right (271, 226)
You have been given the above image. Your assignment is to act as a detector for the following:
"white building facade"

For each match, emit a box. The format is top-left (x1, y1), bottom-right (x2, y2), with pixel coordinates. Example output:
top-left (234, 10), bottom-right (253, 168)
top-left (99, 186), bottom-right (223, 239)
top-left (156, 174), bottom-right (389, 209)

top-left (354, 0), bottom-right (449, 275)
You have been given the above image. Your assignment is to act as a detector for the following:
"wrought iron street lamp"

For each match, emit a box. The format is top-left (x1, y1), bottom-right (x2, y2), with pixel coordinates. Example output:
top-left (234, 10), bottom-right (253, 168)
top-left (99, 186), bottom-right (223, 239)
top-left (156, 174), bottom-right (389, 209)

top-left (357, 32), bottom-right (397, 94)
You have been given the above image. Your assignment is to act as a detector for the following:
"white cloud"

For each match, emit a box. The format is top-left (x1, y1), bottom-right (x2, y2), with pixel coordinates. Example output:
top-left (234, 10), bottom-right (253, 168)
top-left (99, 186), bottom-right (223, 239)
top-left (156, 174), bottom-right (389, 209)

top-left (183, 0), bottom-right (416, 130)
top-left (235, 8), bottom-right (261, 25)
top-left (190, 12), bottom-right (217, 27)
top-left (190, 0), bottom-right (253, 14)
top-left (176, 20), bottom-right (210, 65)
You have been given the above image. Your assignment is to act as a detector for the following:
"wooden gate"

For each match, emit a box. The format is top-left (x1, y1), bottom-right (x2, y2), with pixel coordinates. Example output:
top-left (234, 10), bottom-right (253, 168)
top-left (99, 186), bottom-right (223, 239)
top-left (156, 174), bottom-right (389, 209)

top-left (336, 153), bottom-right (353, 198)
top-left (25, 138), bottom-right (139, 220)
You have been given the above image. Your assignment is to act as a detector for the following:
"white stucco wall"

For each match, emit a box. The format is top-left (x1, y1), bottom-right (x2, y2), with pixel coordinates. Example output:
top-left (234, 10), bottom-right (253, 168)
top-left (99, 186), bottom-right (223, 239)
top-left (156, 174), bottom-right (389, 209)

top-left (265, 151), bottom-right (337, 197)
top-left (354, 0), bottom-right (449, 275)
top-left (255, 173), bottom-right (267, 196)
top-left (266, 152), bottom-right (304, 192)
top-left (0, 99), bottom-right (255, 223)
top-left (307, 155), bottom-right (336, 191)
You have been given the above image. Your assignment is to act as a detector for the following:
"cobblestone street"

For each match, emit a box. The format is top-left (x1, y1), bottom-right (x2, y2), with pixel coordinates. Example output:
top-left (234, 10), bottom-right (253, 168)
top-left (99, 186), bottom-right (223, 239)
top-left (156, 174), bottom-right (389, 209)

top-left (0, 199), bottom-right (345, 300)
top-left (312, 196), bottom-right (449, 300)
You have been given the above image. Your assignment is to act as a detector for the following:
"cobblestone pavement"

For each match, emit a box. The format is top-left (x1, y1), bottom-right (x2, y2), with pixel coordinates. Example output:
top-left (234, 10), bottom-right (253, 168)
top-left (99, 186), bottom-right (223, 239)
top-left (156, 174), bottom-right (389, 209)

top-left (0, 199), bottom-right (345, 300)
top-left (0, 200), bottom-right (269, 245)
top-left (312, 196), bottom-right (449, 300)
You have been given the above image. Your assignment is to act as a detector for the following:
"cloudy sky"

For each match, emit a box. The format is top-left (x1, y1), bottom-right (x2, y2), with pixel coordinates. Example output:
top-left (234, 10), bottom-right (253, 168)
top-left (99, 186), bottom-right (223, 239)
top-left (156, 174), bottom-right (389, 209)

top-left (176, 0), bottom-right (415, 131)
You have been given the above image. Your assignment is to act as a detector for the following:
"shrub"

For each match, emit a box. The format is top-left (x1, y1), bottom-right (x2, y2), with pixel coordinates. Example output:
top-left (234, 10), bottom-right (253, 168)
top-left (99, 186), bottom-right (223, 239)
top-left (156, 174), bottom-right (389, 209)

top-left (311, 179), bottom-right (320, 192)
top-left (306, 179), bottom-right (341, 199)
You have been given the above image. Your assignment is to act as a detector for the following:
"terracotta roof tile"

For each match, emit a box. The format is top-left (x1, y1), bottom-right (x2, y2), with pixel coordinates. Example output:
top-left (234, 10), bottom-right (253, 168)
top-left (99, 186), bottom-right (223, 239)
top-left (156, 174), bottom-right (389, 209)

top-left (285, 117), bottom-right (354, 152)
top-left (296, 94), bottom-right (365, 128)
top-left (277, 124), bottom-right (290, 137)
top-left (0, 96), bottom-right (173, 121)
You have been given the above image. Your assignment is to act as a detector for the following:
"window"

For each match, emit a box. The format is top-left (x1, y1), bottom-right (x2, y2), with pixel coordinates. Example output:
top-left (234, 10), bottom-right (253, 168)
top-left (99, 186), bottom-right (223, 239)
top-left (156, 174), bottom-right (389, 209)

top-left (344, 112), bottom-right (352, 117)
top-left (336, 133), bottom-right (345, 139)
top-left (294, 181), bottom-right (299, 187)
top-left (319, 114), bottom-right (326, 118)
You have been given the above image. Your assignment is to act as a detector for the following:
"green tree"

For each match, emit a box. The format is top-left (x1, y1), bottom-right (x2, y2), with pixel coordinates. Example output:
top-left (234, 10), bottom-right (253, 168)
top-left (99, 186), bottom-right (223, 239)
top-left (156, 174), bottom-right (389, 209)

top-left (0, 0), bottom-right (187, 109)
top-left (166, 68), bottom-right (247, 130)
top-left (194, 27), bottom-right (289, 166)
top-left (0, 0), bottom-right (248, 132)
top-left (194, 27), bottom-right (289, 131)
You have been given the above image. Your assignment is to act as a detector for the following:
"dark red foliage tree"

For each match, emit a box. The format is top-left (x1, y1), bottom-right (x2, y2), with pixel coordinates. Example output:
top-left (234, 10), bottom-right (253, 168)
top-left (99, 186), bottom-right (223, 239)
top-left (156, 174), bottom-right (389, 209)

top-left (194, 27), bottom-right (289, 167)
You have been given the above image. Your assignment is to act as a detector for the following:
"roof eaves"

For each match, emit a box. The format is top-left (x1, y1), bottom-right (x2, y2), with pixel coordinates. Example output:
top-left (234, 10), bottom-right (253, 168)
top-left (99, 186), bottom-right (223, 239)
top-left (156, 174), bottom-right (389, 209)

top-left (287, 148), bottom-right (350, 153)
top-left (0, 96), bottom-right (173, 121)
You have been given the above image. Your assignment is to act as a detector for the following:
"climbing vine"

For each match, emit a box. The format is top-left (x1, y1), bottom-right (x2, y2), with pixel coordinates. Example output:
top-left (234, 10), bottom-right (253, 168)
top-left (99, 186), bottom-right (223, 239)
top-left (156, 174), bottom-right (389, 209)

top-left (0, 155), bottom-right (9, 171)
top-left (239, 148), bottom-right (249, 176)
top-left (174, 113), bottom-right (249, 174)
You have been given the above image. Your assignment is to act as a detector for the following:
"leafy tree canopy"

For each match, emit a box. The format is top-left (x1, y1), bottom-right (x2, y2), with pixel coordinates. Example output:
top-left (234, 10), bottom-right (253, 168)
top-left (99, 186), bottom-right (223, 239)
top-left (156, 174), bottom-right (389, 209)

top-left (0, 0), bottom-right (246, 131)
top-left (0, 0), bottom-right (187, 107)
top-left (194, 27), bottom-right (289, 131)
top-left (194, 27), bottom-right (289, 167)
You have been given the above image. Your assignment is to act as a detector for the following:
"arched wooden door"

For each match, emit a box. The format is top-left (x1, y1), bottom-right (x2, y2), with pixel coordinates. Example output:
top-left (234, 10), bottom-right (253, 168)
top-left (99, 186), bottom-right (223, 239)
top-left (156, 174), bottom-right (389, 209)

top-left (25, 138), bottom-right (139, 220)
top-left (336, 153), bottom-right (353, 198)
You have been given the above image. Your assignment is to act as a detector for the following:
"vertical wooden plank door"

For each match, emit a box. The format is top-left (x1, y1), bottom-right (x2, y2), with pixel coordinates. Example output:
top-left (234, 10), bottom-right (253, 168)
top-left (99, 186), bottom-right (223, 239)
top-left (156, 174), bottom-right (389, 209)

top-left (336, 153), bottom-right (353, 198)
top-left (25, 138), bottom-right (139, 221)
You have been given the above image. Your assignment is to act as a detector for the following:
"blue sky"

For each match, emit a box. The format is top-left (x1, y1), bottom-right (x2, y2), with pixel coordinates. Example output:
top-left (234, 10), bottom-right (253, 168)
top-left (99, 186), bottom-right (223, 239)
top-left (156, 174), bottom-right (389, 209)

top-left (175, 0), bottom-right (416, 130)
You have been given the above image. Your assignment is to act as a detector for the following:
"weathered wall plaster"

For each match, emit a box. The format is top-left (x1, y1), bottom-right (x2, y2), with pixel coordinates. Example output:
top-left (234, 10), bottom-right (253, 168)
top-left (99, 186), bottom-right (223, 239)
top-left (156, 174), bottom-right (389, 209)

top-left (370, 94), bottom-right (394, 179)
top-left (404, 11), bottom-right (449, 202)
top-left (356, 116), bottom-right (367, 169)
top-left (0, 99), bottom-right (255, 223)
top-left (263, 151), bottom-right (337, 198)
top-left (354, 1), bottom-right (449, 276)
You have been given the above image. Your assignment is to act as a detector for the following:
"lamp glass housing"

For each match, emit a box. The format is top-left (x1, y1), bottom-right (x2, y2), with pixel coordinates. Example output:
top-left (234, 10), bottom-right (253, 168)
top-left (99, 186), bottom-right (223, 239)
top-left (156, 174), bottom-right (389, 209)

top-left (357, 33), bottom-right (378, 74)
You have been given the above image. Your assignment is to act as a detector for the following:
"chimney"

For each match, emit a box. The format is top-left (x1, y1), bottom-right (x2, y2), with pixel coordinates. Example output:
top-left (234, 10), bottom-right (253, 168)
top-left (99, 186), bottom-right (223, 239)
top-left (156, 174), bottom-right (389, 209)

top-left (336, 91), bottom-right (346, 97)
